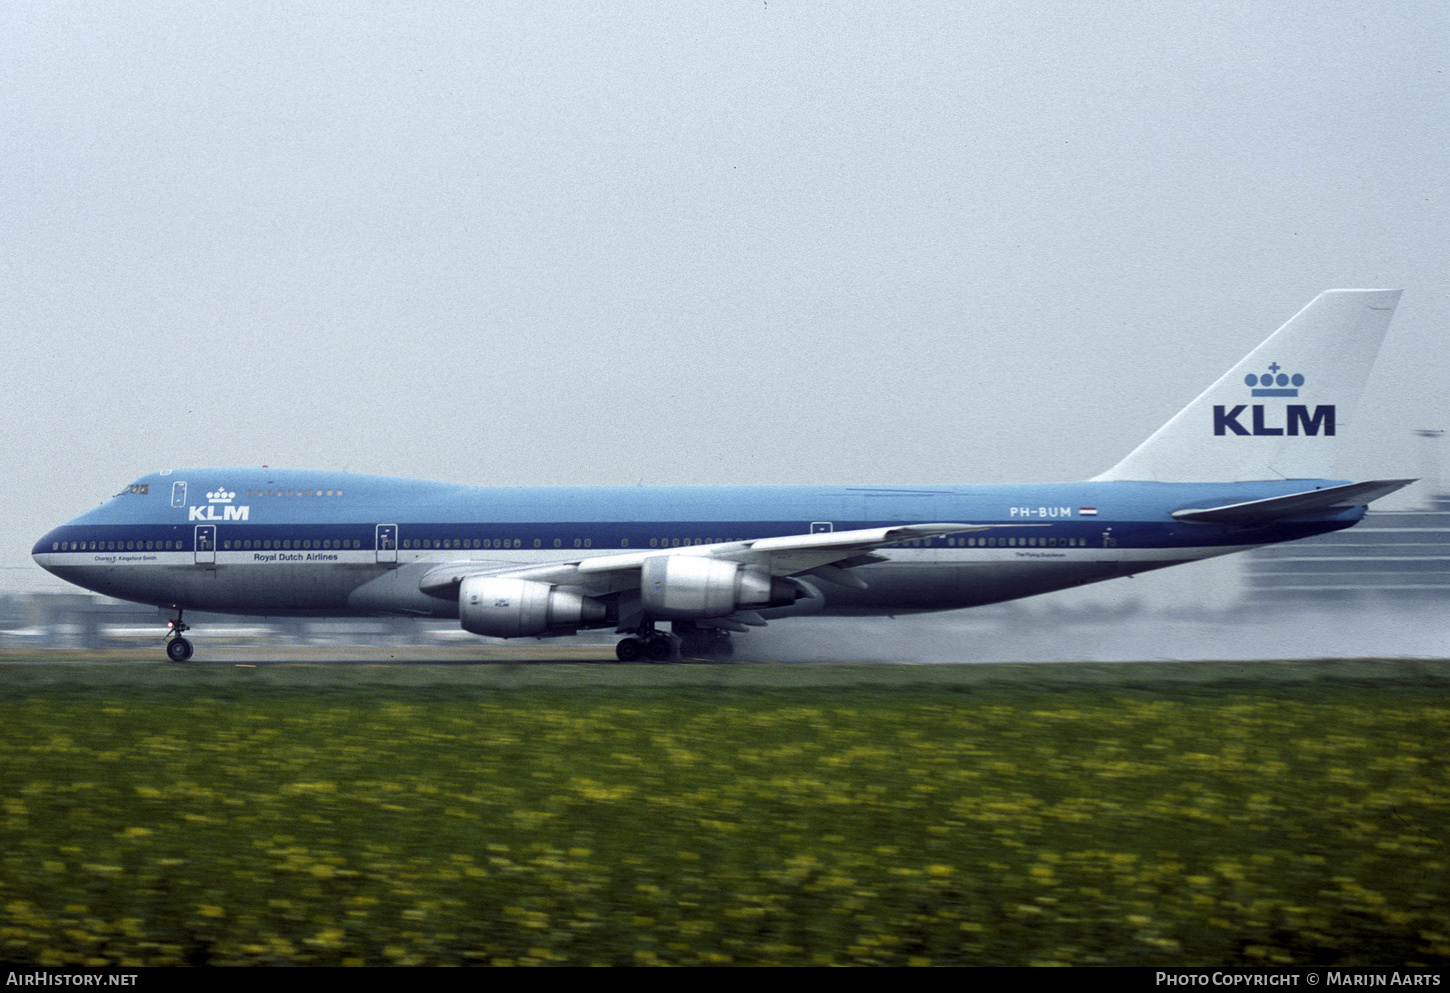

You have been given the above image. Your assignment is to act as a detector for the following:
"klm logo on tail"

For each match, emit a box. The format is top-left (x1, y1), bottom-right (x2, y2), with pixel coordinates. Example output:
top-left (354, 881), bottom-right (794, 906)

top-left (1213, 364), bottom-right (1335, 437)
top-left (1213, 405), bottom-right (1335, 436)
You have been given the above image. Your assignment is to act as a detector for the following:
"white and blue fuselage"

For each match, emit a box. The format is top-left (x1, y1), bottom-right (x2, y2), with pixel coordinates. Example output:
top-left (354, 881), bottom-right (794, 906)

top-left (30, 290), bottom-right (1413, 660)
top-left (34, 471), bottom-right (1364, 617)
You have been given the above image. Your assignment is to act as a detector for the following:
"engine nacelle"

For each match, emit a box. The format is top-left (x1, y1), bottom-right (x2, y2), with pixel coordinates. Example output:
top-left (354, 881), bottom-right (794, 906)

top-left (640, 556), bottom-right (801, 619)
top-left (459, 576), bottom-right (605, 638)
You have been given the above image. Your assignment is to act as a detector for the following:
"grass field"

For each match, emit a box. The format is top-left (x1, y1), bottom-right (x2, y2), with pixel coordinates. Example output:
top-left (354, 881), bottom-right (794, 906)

top-left (1, 659), bottom-right (1447, 966)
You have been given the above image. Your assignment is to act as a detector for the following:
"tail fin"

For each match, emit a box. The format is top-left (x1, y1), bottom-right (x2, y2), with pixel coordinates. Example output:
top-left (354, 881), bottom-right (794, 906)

top-left (1094, 289), bottom-right (1401, 482)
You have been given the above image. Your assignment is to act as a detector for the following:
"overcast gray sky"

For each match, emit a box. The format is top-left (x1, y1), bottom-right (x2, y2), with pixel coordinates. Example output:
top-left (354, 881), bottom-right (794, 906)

top-left (5, 1), bottom-right (1448, 607)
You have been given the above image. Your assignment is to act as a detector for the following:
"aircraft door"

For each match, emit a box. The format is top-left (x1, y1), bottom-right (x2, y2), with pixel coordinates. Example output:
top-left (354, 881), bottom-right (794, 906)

top-left (1094, 526), bottom-right (1122, 569)
top-left (194, 525), bottom-right (216, 565)
top-left (376, 524), bottom-right (398, 564)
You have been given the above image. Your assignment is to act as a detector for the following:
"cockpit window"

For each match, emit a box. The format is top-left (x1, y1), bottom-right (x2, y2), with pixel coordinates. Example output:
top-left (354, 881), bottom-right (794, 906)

top-left (113, 483), bottom-right (149, 497)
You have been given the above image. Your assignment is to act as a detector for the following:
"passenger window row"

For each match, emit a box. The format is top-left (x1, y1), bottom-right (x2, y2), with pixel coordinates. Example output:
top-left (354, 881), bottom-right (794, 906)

top-left (246, 489), bottom-right (343, 497)
top-left (53, 532), bottom-right (1090, 554)
top-left (224, 539), bottom-right (363, 550)
top-left (955, 536), bottom-right (1087, 547)
top-left (51, 540), bottom-right (181, 551)
top-left (402, 538), bottom-right (526, 550)
top-left (400, 537), bottom-right (741, 550)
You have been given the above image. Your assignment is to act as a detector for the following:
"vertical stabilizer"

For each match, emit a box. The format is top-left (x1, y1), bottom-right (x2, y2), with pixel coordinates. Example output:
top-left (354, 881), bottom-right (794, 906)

top-left (1093, 289), bottom-right (1401, 482)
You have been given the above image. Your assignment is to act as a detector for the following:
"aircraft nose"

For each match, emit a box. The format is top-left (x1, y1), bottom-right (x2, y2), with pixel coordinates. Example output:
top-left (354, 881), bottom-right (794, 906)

top-left (32, 529), bottom-right (63, 575)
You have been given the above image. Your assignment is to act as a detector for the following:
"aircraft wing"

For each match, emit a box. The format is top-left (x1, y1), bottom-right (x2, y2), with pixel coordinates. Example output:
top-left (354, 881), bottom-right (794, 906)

top-left (418, 521), bottom-right (1001, 599)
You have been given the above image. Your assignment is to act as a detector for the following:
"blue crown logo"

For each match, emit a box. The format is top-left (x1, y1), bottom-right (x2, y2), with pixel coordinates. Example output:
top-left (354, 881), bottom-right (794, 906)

top-left (1244, 363), bottom-right (1304, 397)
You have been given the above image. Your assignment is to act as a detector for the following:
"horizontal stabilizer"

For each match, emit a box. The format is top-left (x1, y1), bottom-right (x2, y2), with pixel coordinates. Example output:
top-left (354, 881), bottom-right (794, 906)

top-left (1171, 479), bottom-right (1414, 524)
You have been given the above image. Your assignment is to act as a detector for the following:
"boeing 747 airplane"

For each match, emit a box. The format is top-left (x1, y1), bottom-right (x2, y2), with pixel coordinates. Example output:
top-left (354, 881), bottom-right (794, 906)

top-left (34, 290), bottom-right (1412, 662)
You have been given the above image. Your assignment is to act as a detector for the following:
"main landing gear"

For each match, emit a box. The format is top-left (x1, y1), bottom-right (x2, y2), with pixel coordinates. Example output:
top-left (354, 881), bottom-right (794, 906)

top-left (614, 622), bottom-right (735, 662)
top-left (165, 612), bottom-right (193, 662)
top-left (615, 627), bottom-right (674, 662)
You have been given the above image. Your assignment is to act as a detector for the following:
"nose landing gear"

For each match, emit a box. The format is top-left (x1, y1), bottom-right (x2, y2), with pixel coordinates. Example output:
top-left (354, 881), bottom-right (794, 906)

top-left (165, 612), bottom-right (193, 662)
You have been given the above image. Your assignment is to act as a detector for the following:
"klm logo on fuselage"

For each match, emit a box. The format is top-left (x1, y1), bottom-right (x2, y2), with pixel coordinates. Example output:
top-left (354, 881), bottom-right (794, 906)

top-left (1214, 364), bottom-right (1335, 437)
top-left (187, 488), bottom-right (250, 521)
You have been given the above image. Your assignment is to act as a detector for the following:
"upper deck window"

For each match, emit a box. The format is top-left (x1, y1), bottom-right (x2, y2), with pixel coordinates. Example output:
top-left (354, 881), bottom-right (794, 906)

top-left (246, 487), bottom-right (343, 497)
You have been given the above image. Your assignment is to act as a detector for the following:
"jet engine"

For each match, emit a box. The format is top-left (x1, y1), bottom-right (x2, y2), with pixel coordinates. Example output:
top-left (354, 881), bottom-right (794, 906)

top-left (640, 556), bottom-right (801, 619)
top-left (459, 575), bottom-right (605, 638)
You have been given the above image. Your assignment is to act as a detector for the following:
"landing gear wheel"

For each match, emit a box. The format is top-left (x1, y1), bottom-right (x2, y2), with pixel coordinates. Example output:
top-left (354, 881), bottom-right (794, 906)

top-left (615, 638), bottom-right (643, 662)
top-left (166, 637), bottom-right (194, 663)
top-left (644, 636), bottom-right (674, 662)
